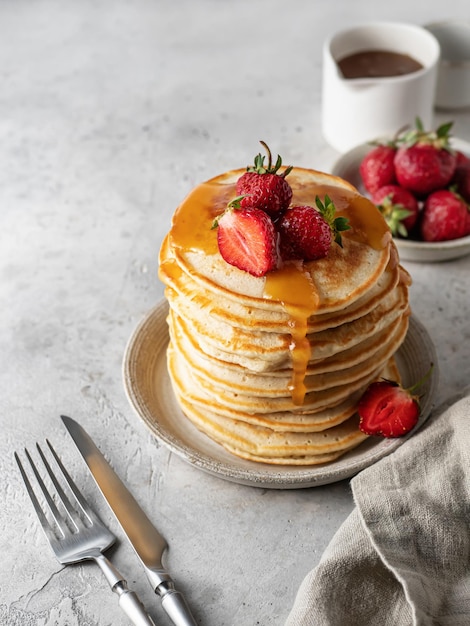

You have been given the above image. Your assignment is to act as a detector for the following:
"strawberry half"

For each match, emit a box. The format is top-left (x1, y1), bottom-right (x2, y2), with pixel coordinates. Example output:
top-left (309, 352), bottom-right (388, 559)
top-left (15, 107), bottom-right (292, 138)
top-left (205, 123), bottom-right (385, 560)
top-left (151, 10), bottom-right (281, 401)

top-left (358, 380), bottom-right (420, 437)
top-left (236, 141), bottom-right (293, 215)
top-left (213, 200), bottom-right (280, 277)
top-left (357, 365), bottom-right (433, 438)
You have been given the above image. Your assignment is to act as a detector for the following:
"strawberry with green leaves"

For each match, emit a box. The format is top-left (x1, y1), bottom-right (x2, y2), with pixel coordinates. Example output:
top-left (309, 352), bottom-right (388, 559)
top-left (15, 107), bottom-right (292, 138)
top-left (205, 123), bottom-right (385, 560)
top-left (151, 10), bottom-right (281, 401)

top-left (277, 195), bottom-right (350, 261)
top-left (214, 145), bottom-right (351, 276)
top-left (394, 119), bottom-right (457, 195)
top-left (236, 141), bottom-right (293, 215)
top-left (372, 184), bottom-right (419, 238)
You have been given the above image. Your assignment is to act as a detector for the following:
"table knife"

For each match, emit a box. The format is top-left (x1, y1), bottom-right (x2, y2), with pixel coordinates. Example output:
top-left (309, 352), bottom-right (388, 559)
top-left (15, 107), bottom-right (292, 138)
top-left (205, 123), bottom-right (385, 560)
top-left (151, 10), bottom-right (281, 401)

top-left (61, 415), bottom-right (197, 626)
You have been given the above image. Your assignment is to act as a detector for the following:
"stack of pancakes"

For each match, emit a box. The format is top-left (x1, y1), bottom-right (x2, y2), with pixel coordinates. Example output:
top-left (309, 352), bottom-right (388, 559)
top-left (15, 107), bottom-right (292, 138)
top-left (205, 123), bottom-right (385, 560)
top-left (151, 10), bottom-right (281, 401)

top-left (158, 167), bottom-right (411, 465)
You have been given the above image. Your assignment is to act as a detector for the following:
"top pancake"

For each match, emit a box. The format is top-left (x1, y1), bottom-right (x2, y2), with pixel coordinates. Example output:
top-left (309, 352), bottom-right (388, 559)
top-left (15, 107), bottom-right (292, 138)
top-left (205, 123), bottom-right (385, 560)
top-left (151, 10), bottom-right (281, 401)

top-left (159, 168), bottom-right (394, 318)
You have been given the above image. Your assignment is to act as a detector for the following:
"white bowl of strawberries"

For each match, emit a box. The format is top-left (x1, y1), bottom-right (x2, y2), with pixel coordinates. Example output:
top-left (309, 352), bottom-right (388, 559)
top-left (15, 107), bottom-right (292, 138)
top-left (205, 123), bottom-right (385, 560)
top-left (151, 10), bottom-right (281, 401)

top-left (331, 119), bottom-right (470, 262)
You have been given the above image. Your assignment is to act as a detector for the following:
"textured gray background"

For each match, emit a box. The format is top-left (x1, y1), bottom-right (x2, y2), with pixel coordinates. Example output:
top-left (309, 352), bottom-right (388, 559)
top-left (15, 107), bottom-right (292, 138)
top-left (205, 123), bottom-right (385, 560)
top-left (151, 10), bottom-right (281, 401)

top-left (1, 1), bottom-right (469, 624)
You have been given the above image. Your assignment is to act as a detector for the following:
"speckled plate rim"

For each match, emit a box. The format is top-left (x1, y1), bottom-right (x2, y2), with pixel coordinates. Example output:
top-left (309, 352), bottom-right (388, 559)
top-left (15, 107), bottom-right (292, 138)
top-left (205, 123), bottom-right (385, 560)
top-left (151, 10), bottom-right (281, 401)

top-left (122, 299), bottom-right (439, 489)
top-left (331, 137), bottom-right (470, 263)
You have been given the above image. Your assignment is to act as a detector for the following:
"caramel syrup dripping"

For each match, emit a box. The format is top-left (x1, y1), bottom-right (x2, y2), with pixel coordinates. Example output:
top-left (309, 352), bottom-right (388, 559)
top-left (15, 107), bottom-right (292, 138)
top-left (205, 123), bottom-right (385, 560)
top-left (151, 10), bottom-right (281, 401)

top-left (264, 264), bottom-right (319, 405)
top-left (162, 171), bottom-right (391, 408)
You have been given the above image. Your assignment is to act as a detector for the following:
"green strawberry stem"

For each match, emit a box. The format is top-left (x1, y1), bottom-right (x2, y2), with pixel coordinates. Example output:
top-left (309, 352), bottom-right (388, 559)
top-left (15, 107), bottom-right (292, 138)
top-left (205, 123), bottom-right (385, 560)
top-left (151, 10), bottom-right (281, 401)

top-left (248, 141), bottom-right (293, 178)
top-left (211, 195), bottom-right (246, 229)
top-left (315, 195), bottom-right (350, 247)
top-left (399, 117), bottom-right (454, 150)
top-left (376, 194), bottom-right (414, 237)
top-left (407, 363), bottom-right (434, 395)
top-left (390, 209), bottom-right (413, 238)
top-left (259, 141), bottom-right (277, 172)
top-left (378, 363), bottom-right (434, 405)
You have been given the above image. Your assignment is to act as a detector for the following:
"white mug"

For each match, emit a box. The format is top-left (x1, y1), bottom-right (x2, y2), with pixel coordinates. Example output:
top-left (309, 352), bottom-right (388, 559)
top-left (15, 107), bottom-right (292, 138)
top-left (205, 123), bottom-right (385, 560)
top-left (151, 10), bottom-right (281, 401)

top-left (322, 22), bottom-right (440, 153)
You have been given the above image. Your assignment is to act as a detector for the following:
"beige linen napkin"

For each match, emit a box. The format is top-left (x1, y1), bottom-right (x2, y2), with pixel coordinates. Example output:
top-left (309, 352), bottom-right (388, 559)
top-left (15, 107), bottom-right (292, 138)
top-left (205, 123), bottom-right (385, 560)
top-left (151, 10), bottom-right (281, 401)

top-left (286, 393), bottom-right (470, 626)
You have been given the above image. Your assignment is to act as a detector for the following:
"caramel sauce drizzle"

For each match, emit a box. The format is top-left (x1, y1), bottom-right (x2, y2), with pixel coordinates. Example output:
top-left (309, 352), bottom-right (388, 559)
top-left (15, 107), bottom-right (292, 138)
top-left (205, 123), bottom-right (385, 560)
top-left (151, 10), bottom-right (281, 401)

top-left (163, 172), bottom-right (391, 407)
top-left (264, 265), bottom-right (318, 405)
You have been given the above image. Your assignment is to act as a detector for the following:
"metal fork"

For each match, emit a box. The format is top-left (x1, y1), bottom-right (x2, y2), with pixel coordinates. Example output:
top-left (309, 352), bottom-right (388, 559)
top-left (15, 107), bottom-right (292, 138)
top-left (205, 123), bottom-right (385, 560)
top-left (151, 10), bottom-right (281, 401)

top-left (15, 440), bottom-right (156, 626)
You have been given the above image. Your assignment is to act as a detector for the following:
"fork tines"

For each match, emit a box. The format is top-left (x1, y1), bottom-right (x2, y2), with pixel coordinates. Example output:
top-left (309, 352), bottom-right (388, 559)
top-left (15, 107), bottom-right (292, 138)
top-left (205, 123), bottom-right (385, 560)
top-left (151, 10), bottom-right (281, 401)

top-left (14, 440), bottom-right (110, 555)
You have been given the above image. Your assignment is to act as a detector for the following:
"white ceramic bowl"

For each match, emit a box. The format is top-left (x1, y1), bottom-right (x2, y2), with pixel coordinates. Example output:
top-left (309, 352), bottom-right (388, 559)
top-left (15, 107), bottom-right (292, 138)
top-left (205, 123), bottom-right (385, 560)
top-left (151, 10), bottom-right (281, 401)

top-left (331, 137), bottom-right (470, 263)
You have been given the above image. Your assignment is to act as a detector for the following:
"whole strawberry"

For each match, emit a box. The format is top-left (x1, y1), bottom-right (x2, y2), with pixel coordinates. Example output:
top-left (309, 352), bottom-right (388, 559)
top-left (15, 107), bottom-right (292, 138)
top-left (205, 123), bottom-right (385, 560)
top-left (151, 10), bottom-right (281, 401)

top-left (420, 189), bottom-right (470, 242)
top-left (277, 196), bottom-right (350, 261)
top-left (394, 119), bottom-right (457, 195)
top-left (236, 141), bottom-right (293, 215)
top-left (372, 184), bottom-right (419, 237)
top-left (452, 152), bottom-right (470, 204)
top-left (212, 199), bottom-right (280, 277)
top-left (455, 150), bottom-right (470, 168)
top-left (358, 379), bottom-right (420, 437)
top-left (359, 143), bottom-right (397, 194)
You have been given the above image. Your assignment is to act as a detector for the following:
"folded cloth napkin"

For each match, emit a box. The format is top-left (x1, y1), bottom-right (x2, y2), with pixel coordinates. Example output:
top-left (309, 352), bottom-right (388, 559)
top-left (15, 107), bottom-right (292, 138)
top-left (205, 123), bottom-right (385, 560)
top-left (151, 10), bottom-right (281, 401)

top-left (286, 393), bottom-right (470, 626)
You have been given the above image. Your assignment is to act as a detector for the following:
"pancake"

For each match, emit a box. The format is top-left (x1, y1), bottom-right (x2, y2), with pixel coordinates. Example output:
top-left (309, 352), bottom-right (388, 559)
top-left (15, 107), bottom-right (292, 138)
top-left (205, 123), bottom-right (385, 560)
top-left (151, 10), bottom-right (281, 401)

top-left (166, 276), bottom-right (409, 372)
top-left (161, 242), bottom-right (402, 334)
top-left (168, 338), bottom-right (401, 416)
top-left (177, 396), bottom-right (370, 464)
top-left (158, 164), bottom-right (411, 465)
top-left (169, 312), bottom-right (409, 398)
top-left (168, 343), bottom-right (401, 433)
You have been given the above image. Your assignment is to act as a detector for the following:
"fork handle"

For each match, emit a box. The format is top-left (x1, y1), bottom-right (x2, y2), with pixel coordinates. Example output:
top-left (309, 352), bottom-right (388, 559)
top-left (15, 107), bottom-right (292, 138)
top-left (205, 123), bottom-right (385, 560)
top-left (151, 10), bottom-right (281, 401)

top-left (115, 582), bottom-right (156, 626)
top-left (94, 554), bottom-right (156, 625)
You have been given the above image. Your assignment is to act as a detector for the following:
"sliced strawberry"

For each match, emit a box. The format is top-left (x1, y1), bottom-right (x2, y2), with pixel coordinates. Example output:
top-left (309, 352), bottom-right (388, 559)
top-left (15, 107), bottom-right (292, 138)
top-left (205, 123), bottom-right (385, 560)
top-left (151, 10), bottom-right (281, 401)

top-left (236, 141), bottom-right (293, 215)
top-left (394, 119), bottom-right (457, 195)
top-left (277, 196), bottom-right (350, 262)
top-left (372, 184), bottom-right (419, 237)
top-left (358, 365), bottom-right (433, 438)
top-left (213, 203), bottom-right (280, 277)
top-left (358, 380), bottom-right (420, 437)
top-left (420, 189), bottom-right (470, 242)
top-left (359, 143), bottom-right (397, 194)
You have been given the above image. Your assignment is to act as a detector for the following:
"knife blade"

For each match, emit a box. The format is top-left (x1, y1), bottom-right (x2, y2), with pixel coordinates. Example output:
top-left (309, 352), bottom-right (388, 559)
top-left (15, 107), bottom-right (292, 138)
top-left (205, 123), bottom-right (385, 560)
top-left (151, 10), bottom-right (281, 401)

top-left (61, 415), bottom-right (197, 626)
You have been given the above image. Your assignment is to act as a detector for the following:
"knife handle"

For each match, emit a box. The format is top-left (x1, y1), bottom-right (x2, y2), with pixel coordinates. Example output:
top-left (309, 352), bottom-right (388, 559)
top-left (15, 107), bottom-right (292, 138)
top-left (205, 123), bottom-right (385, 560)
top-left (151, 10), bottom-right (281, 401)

top-left (158, 581), bottom-right (197, 626)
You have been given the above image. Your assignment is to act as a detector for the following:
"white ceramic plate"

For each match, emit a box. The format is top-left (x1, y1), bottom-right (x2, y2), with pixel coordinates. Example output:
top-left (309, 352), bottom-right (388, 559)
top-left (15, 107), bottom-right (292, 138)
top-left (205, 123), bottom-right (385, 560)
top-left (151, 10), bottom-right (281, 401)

top-left (123, 300), bottom-right (439, 489)
top-left (331, 137), bottom-right (470, 263)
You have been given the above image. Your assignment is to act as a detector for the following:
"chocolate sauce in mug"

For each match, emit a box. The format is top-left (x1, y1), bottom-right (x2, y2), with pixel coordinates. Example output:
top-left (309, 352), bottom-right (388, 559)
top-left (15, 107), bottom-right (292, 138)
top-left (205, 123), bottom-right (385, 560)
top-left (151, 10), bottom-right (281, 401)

top-left (338, 50), bottom-right (424, 78)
